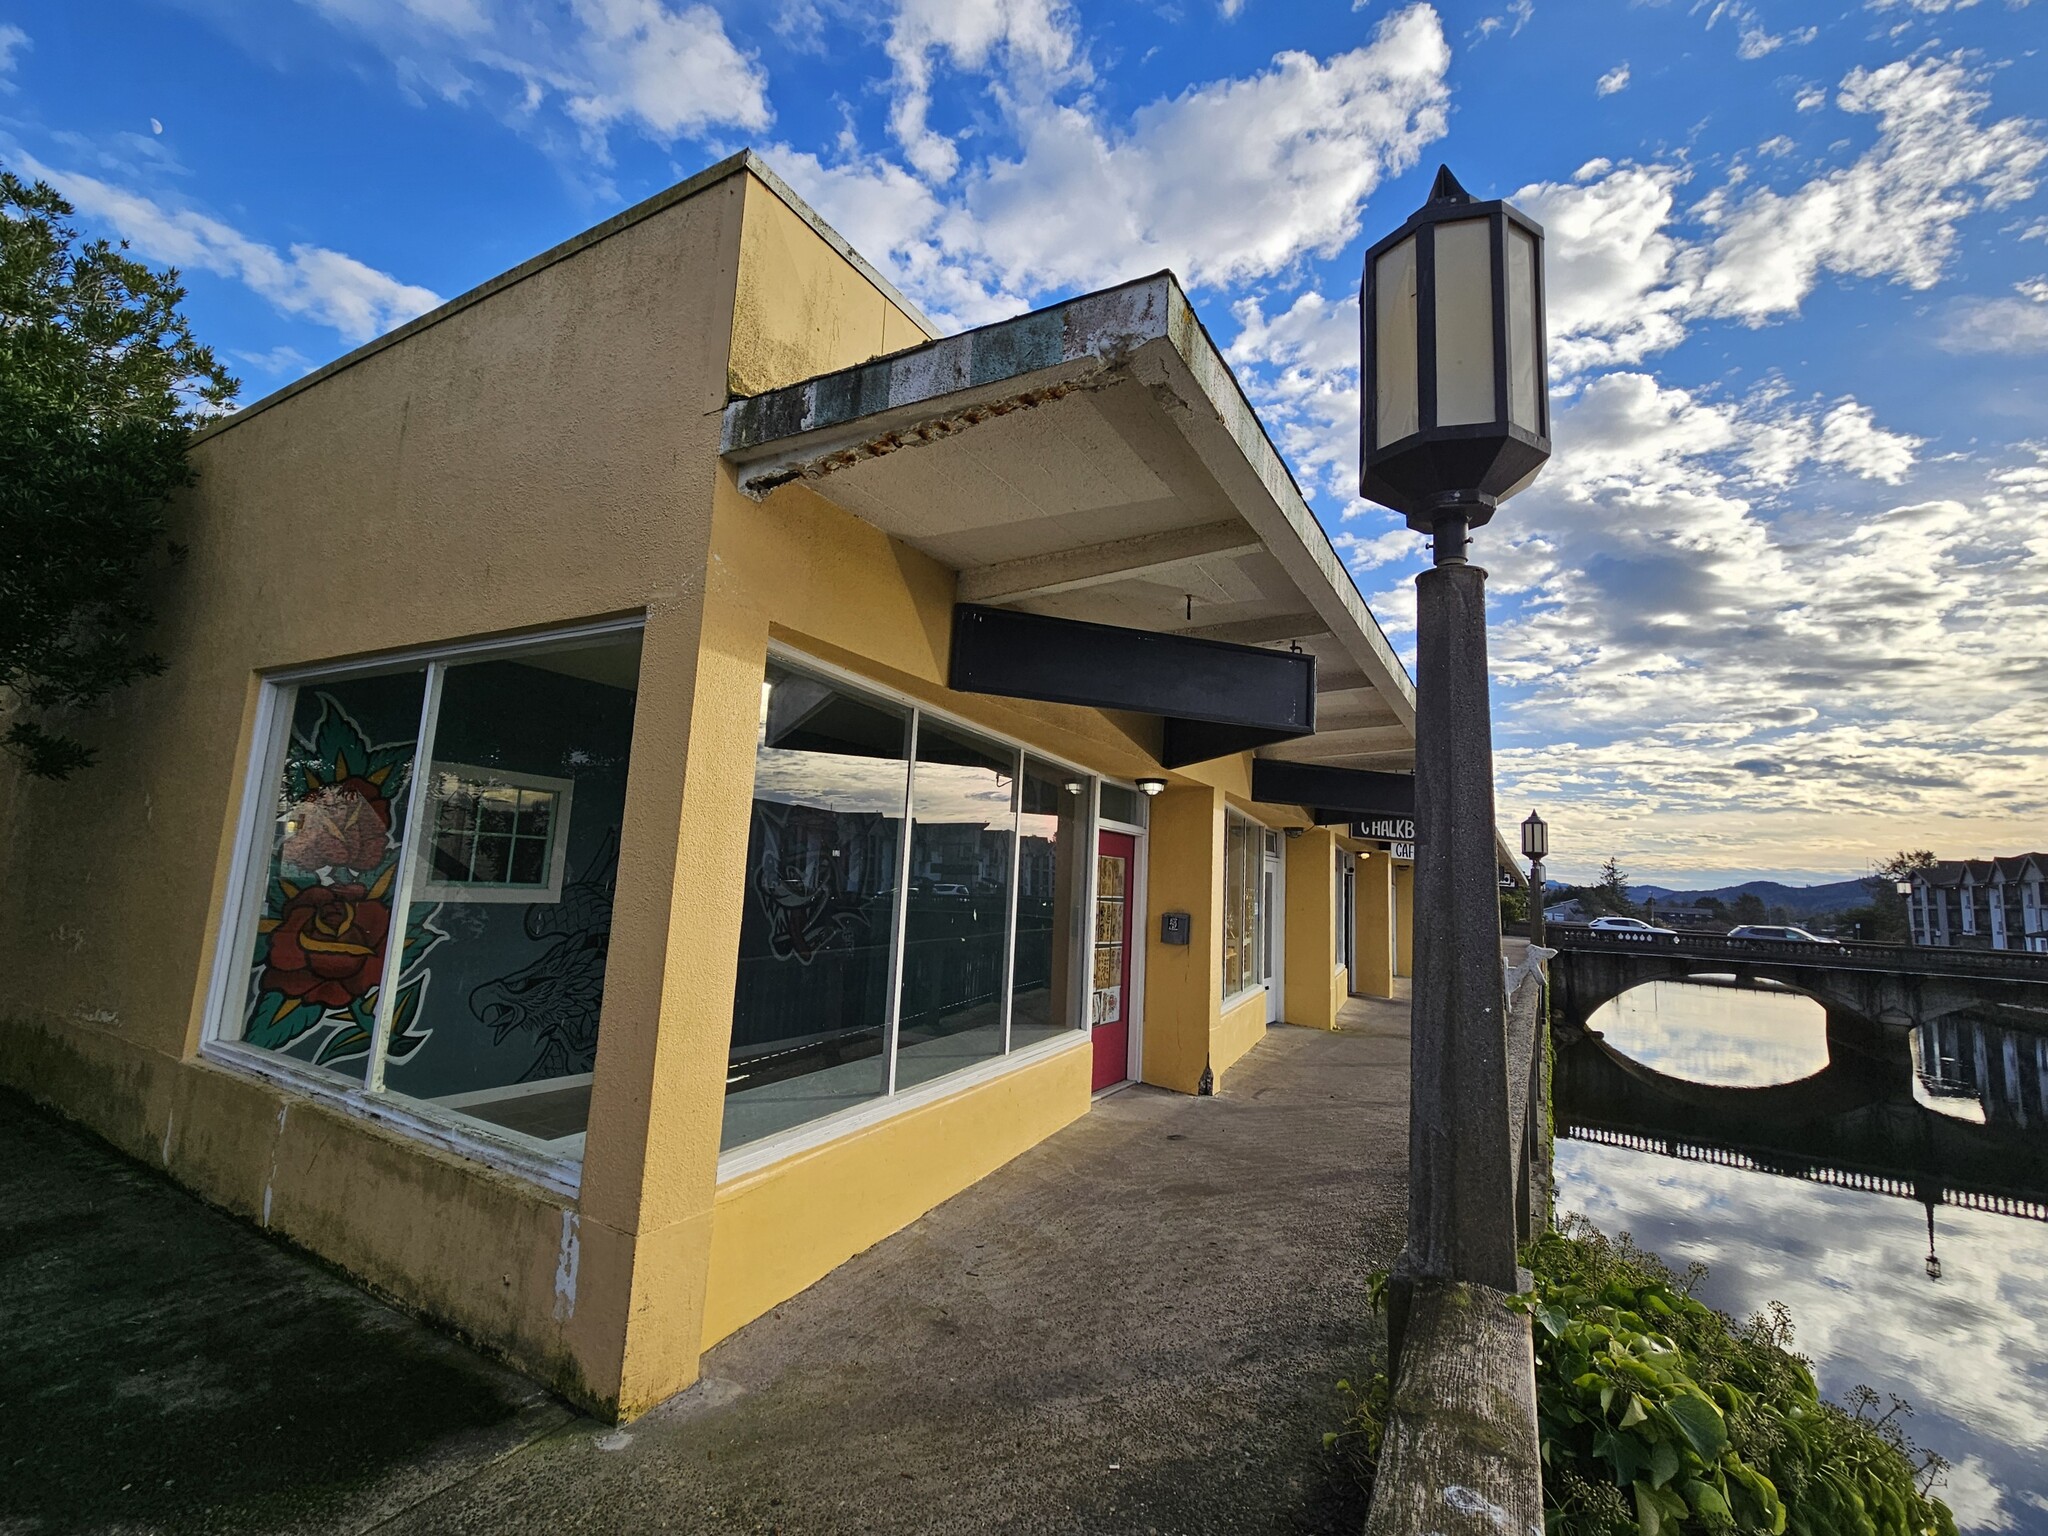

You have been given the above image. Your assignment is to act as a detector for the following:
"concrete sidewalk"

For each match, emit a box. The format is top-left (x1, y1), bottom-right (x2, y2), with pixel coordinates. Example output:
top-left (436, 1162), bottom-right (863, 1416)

top-left (2, 995), bottom-right (1410, 1535)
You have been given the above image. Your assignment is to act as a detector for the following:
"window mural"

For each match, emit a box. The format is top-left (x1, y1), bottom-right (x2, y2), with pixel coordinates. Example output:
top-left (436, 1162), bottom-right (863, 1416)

top-left (242, 674), bottom-right (443, 1081)
top-left (224, 629), bottom-right (642, 1158)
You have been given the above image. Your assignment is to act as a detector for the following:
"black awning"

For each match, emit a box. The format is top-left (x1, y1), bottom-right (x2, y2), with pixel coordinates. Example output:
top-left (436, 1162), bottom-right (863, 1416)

top-left (1250, 759), bottom-right (1413, 825)
top-left (949, 604), bottom-right (1315, 769)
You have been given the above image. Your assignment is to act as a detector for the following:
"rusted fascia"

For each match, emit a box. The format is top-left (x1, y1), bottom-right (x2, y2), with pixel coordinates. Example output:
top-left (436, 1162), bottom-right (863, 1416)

top-left (721, 272), bottom-right (1176, 462)
top-left (734, 374), bottom-right (1120, 499)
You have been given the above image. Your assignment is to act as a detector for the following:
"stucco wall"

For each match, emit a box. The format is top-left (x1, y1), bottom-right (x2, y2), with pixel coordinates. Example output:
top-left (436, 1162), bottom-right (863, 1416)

top-left (0, 165), bottom-right (753, 1413)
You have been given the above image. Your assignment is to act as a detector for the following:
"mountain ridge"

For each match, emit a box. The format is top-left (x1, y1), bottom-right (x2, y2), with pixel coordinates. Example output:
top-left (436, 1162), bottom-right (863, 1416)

top-left (1629, 878), bottom-right (1872, 917)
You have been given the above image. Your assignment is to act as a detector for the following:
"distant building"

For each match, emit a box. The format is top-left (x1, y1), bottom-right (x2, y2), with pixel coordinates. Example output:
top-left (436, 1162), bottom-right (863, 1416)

top-left (1908, 856), bottom-right (2048, 952)
top-left (1544, 898), bottom-right (1589, 924)
top-left (1648, 905), bottom-right (1718, 929)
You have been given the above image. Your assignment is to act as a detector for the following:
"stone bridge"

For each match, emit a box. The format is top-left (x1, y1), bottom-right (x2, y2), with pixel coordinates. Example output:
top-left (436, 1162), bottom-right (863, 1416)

top-left (1553, 1021), bottom-right (2048, 1221)
top-left (1549, 927), bottom-right (2048, 1036)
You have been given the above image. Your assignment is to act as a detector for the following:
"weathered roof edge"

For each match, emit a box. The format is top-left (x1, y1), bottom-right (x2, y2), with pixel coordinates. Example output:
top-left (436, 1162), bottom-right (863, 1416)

top-left (189, 149), bottom-right (936, 448)
top-left (720, 272), bottom-right (1416, 712)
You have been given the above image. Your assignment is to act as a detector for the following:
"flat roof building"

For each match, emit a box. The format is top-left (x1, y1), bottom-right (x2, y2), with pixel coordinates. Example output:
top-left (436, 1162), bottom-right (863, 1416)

top-left (0, 153), bottom-right (1423, 1418)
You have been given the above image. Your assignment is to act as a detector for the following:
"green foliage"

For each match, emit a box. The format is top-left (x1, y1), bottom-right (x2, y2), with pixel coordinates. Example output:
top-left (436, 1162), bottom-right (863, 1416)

top-left (1323, 1370), bottom-right (1393, 1490)
top-left (1597, 857), bottom-right (1634, 913)
top-left (0, 167), bottom-right (237, 778)
top-left (1859, 851), bottom-right (1938, 943)
top-left (1523, 1219), bottom-right (1956, 1536)
top-left (1503, 885), bottom-right (1531, 926)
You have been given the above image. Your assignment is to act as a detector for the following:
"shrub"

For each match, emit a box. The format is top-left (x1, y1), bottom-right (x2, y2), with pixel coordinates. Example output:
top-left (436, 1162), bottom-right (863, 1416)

top-left (1339, 1223), bottom-right (1957, 1536)
top-left (1524, 1217), bottom-right (1955, 1536)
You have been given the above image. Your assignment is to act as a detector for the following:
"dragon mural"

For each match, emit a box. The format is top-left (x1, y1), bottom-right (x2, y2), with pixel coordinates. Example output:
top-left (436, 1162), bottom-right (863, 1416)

top-left (469, 830), bottom-right (618, 1082)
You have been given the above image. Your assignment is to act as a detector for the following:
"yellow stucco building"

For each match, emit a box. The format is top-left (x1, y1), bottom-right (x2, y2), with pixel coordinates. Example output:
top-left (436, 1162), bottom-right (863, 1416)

top-left (0, 153), bottom-right (1420, 1420)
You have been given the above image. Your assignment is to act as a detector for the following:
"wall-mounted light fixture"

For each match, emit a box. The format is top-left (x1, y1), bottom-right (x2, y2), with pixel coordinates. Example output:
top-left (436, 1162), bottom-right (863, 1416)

top-left (1064, 780), bottom-right (1085, 796)
top-left (1136, 778), bottom-right (1167, 797)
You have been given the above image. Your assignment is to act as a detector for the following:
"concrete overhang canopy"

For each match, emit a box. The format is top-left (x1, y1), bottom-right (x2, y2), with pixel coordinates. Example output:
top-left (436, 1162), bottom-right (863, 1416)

top-left (720, 272), bottom-right (1416, 775)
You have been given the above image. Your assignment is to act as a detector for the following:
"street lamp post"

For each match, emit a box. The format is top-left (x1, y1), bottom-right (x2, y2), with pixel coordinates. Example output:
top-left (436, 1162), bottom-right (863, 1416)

top-left (1522, 810), bottom-right (1549, 951)
top-left (1362, 166), bottom-right (1551, 1302)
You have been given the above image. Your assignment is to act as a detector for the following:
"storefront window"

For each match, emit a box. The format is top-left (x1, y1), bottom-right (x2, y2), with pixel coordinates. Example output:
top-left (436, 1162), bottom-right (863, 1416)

top-left (220, 625), bottom-right (642, 1166)
top-left (1012, 758), bottom-right (1088, 1050)
top-left (726, 663), bottom-right (909, 1149)
top-left (723, 659), bottom-right (1095, 1152)
top-left (897, 723), bottom-right (1016, 1091)
top-left (1222, 810), bottom-right (1265, 1000)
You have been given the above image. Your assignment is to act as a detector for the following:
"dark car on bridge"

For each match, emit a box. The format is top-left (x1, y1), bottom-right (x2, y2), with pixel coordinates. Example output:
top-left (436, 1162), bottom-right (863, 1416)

top-left (1726, 924), bottom-right (1841, 945)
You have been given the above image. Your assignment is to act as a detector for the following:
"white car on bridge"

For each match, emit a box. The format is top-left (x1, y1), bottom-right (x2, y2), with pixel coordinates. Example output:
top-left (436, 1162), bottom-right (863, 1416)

top-left (1586, 916), bottom-right (1678, 937)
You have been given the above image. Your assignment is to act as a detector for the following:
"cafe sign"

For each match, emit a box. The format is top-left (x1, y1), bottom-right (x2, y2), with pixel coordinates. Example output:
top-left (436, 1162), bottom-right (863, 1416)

top-left (1351, 816), bottom-right (1416, 843)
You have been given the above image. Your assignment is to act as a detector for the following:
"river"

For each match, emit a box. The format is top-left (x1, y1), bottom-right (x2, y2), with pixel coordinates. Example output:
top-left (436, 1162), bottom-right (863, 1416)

top-left (1553, 978), bottom-right (2048, 1533)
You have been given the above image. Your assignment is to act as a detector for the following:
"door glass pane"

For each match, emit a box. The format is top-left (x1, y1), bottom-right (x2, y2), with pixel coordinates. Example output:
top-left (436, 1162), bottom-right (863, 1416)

top-left (379, 634), bottom-right (642, 1151)
top-left (1092, 851), bottom-right (1128, 1026)
top-left (1012, 759), bottom-right (1088, 1049)
top-left (896, 723), bottom-right (1016, 1091)
top-left (1434, 218), bottom-right (1497, 426)
top-left (235, 669), bottom-right (427, 1082)
top-left (724, 663), bottom-right (908, 1149)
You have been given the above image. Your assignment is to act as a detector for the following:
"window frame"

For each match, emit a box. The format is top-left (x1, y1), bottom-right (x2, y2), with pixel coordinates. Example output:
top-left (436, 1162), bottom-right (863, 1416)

top-left (198, 615), bottom-right (645, 1196)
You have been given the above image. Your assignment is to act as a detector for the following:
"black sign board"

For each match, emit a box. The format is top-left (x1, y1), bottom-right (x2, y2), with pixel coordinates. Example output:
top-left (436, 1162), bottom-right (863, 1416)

top-left (1160, 911), bottom-right (1192, 946)
top-left (1352, 816), bottom-right (1416, 843)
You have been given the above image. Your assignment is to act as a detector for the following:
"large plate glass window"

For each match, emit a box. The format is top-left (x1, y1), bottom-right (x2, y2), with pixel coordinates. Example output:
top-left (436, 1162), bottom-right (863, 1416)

top-left (726, 663), bottom-right (909, 1149)
top-left (220, 627), bottom-right (643, 1166)
top-left (1222, 810), bottom-right (1268, 1001)
top-left (1011, 758), bottom-right (1089, 1051)
top-left (724, 658), bottom-right (1095, 1152)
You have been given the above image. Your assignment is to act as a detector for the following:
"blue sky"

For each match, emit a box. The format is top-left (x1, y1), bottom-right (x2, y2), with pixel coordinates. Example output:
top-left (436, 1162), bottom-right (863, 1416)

top-left (5, 0), bottom-right (2044, 887)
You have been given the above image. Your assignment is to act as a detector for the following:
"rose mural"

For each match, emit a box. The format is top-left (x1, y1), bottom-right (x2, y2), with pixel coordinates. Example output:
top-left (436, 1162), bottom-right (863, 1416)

top-left (243, 693), bottom-right (444, 1070)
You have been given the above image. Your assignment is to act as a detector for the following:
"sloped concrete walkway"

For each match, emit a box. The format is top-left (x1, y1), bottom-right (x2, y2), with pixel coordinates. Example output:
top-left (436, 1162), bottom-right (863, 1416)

top-left (3, 995), bottom-right (1411, 1536)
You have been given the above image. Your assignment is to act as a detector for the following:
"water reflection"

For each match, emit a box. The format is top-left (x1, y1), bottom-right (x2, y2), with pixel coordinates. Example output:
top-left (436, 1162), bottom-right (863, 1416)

top-left (1555, 979), bottom-right (2048, 1534)
top-left (1591, 980), bottom-right (1829, 1086)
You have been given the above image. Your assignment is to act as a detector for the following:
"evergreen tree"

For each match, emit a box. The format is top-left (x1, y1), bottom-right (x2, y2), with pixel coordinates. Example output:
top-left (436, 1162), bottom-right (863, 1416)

top-left (1, 169), bottom-right (236, 779)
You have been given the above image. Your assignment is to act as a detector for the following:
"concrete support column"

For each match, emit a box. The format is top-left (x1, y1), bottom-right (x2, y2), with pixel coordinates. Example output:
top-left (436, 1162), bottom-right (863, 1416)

top-left (1355, 848), bottom-right (1396, 1000)
top-left (1284, 827), bottom-right (1341, 1030)
top-left (1141, 783), bottom-right (1224, 1094)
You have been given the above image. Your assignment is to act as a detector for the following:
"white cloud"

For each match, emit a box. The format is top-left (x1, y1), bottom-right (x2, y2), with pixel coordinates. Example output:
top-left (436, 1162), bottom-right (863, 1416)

top-left (302, 0), bottom-right (769, 159)
top-left (1794, 82), bottom-right (1826, 112)
top-left (0, 23), bottom-right (26, 76)
top-left (778, 2), bottom-right (1452, 328)
top-left (1596, 62), bottom-right (1630, 96)
top-left (1696, 55), bottom-right (2048, 323)
top-left (26, 157), bottom-right (440, 344)
top-left (1941, 277), bottom-right (2048, 353)
top-left (881, 0), bottom-right (1084, 182)
top-left (1514, 159), bottom-right (1698, 372)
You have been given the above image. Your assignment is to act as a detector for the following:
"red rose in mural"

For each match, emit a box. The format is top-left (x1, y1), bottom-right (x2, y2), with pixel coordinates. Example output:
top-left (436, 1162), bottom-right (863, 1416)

top-left (282, 777), bottom-right (391, 874)
top-left (261, 884), bottom-right (391, 1010)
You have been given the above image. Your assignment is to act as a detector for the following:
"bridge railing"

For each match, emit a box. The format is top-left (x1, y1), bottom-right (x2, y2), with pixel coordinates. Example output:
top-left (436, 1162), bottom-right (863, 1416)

top-left (1547, 924), bottom-right (2048, 981)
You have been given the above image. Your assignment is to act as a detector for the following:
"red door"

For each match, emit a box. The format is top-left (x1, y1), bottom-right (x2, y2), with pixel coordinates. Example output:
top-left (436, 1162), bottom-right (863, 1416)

top-left (1091, 830), bottom-right (1136, 1090)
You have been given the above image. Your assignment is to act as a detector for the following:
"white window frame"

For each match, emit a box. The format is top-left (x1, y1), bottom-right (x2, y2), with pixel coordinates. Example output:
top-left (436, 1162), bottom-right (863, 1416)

top-left (197, 615), bottom-right (645, 1196)
top-left (413, 763), bottom-right (576, 906)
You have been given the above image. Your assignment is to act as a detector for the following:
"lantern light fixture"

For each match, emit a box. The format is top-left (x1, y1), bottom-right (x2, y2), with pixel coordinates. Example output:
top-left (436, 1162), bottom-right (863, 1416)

top-left (1361, 165), bottom-right (1551, 552)
top-left (1520, 810), bottom-right (1548, 862)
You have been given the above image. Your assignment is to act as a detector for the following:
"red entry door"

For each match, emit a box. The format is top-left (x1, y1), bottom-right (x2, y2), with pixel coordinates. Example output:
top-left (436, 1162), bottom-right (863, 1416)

top-left (1091, 830), bottom-right (1136, 1091)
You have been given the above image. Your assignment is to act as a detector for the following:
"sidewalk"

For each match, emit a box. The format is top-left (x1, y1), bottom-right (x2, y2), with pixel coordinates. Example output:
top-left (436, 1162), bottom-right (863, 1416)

top-left (2, 992), bottom-right (1411, 1535)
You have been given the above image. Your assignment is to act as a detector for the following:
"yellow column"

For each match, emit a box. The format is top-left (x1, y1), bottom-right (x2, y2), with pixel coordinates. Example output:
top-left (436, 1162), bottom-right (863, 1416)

top-left (1393, 862), bottom-right (1415, 978)
top-left (1355, 847), bottom-right (1396, 999)
top-left (1141, 783), bottom-right (1224, 1094)
top-left (575, 486), bottom-right (776, 1419)
top-left (1283, 827), bottom-right (1341, 1030)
